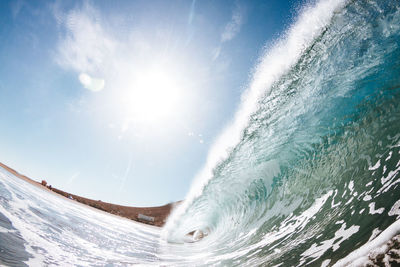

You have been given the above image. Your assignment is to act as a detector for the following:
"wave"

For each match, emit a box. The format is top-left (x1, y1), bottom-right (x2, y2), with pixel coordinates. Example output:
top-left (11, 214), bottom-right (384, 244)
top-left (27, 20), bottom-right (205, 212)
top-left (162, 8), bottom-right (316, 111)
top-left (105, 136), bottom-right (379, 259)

top-left (163, 0), bottom-right (400, 265)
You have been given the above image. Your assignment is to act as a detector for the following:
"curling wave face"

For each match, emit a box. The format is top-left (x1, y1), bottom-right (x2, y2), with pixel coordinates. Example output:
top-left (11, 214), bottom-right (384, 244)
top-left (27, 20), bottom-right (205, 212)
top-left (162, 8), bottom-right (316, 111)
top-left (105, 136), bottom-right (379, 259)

top-left (164, 0), bottom-right (400, 265)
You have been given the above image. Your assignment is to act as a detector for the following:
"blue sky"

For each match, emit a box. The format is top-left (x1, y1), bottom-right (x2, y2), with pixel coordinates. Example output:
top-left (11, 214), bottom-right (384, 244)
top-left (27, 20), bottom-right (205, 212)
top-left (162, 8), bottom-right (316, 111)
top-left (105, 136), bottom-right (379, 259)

top-left (0, 0), bottom-right (302, 206)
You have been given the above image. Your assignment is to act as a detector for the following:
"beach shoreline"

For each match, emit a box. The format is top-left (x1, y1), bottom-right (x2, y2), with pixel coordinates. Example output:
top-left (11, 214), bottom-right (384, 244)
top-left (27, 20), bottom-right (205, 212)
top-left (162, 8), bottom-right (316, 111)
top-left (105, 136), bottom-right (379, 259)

top-left (0, 162), bottom-right (179, 227)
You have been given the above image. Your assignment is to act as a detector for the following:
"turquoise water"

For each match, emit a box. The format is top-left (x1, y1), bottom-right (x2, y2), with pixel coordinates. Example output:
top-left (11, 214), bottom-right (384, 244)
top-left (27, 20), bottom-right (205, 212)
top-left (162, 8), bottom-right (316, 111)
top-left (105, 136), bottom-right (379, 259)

top-left (2, 0), bottom-right (400, 266)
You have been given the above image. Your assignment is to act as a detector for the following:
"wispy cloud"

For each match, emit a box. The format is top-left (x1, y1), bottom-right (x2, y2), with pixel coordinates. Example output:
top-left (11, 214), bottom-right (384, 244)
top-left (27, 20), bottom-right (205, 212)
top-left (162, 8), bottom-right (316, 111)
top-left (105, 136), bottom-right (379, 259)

top-left (10, 0), bottom-right (25, 19)
top-left (185, 0), bottom-right (197, 46)
top-left (213, 2), bottom-right (246, 61)
top-left (54, 2), bottom-right (115, 92)
top-left (188, 0), bottom-right (196, 25)
top-left (66, 171), bottom-right (80, 186)
top-left (221, 4), bottom-right (245, 43)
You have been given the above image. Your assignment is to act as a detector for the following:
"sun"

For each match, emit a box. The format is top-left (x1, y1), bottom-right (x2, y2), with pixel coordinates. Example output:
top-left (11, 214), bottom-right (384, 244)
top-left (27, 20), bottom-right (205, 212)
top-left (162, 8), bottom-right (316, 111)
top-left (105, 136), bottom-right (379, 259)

top-left (123, 67), bottom-right (183, 124)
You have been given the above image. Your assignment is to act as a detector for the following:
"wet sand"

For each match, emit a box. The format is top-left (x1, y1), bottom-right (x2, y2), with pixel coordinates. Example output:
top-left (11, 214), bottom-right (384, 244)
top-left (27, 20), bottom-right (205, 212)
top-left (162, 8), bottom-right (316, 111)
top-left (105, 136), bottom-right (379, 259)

top-left (0, 162), bottom-right (179, 227)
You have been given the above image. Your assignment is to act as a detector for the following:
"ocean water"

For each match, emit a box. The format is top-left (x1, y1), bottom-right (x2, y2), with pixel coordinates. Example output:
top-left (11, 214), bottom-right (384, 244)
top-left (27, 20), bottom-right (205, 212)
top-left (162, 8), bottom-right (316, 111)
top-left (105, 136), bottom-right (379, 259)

top-left (2, 0), bottom-right (400, 266)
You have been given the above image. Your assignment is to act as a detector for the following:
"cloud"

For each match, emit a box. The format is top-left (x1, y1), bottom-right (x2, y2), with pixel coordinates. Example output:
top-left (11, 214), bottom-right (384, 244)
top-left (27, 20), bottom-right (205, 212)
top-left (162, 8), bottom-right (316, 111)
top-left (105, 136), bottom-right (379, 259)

top-left (188, 0), bottom-right (196, 25)
top-left (54, 3), bottom-right (115, 92)
top-left (221, 4), bottom-right (245, 43)
top-left (212, 46), bottom-right (221, 61)
top-left (10, 0), bottom-right (25, 19)
top-left (213, 3), bottom-right (246, 61)
top-left (184, 0), bottom-right (197, 46)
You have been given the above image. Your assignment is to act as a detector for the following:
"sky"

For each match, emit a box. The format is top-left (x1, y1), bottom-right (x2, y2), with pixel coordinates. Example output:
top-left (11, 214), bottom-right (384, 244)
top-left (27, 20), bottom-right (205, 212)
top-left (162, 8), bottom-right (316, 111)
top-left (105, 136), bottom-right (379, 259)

top-left (0, 0), bottom-right (303, 207)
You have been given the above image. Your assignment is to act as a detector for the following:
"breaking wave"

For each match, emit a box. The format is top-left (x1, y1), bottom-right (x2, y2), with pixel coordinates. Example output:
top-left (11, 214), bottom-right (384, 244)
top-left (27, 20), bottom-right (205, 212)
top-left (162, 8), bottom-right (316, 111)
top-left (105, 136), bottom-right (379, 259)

top-left (164, 0), bottom-right (400, 265)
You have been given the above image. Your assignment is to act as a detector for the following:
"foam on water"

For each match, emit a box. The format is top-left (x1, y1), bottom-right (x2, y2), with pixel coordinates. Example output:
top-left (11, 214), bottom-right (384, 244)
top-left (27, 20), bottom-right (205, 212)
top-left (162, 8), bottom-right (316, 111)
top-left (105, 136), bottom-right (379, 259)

top-left (0, 169), bottom-right (161, 266)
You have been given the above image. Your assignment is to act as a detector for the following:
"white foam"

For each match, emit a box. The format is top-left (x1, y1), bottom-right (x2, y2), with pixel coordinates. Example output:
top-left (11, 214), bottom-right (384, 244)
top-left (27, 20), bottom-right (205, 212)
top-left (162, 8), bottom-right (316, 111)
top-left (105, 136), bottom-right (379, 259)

top-left (333, 220), bottom-right (400, 266)
top-left (199, 191), bottom-right (334, 264)
top-left (385, 151), bottom-right (393, 161)
top-left (300, 223), bottom-right (359, 264)
top-left (378, 165), bottom-right (400, 193)
top-left (363, 195), bottom-right (372, 201)
top-left (348, 180), bottom-right (354, 191)
top-left (321, 259), bottom-right (331, 267)
top-left (368, 202), bottom-right (385, 215)
top-left (388, 199), bottom-right (400, 217)
top-left (261, 191), bottom-right (333, 249)
top-left (0, 226), bottom-right (17, 234)
top-left (0, 168), bottom-right (162, 265)
top-left (369, 159), bottom-right (381, 171)
top-left (331, 189), bottom-right (341, 208)
top-left (345, 196), bottom-right (354, 206)
top-left (368, 228), bottom-right (382, 242)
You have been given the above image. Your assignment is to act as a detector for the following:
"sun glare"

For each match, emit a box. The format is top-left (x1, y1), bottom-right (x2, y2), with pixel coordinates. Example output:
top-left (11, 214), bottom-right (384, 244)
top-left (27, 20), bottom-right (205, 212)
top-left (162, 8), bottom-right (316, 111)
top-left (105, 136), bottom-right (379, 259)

top-left (123, 67), bottom-right (183, 124)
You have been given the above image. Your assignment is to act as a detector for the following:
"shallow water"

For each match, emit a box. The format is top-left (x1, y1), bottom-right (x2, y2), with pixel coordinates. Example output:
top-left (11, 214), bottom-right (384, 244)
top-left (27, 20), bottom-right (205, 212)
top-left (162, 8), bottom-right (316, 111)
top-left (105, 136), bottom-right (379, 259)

top-left (2, 0), bottom-right (400, 266)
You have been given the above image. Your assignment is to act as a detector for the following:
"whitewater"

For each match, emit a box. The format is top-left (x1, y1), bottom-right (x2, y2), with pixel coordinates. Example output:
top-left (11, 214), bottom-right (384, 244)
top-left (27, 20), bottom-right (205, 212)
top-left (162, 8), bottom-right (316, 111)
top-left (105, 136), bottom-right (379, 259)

top-left (2, 0), bottom-right (400, 265)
